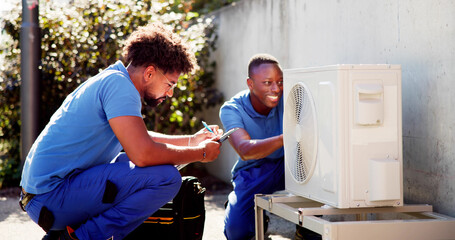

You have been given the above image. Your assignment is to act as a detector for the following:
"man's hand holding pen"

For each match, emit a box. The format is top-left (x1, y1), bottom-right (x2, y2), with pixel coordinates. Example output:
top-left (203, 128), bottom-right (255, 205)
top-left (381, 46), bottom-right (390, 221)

top-left (185, 121), bottom-right (223, 163)
top-left (190, 121), bottom-right (223, 145)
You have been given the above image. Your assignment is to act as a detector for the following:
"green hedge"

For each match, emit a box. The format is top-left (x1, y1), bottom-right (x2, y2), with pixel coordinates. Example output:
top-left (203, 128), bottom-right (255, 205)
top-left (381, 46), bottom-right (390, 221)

top-left (0, 0), bottom-right (228, 188)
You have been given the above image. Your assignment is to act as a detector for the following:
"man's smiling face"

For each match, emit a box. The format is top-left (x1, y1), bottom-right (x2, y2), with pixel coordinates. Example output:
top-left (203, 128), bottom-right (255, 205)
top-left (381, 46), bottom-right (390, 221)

top-left (247, 63), bottom-right (283, 115)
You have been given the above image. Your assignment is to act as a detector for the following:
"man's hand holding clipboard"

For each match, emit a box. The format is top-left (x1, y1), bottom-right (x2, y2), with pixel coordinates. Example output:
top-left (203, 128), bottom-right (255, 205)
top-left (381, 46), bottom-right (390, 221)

top-left (217, 128), bottom-right (239, 143)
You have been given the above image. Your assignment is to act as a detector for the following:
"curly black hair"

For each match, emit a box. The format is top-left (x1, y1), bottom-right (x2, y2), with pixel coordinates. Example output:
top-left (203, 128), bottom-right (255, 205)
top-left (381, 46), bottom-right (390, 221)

top-left (122, 22), bottom-right (198, 74)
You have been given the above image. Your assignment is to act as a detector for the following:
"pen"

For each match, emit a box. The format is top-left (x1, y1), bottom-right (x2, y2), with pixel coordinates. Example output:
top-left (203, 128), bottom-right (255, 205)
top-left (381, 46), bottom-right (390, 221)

top-left (202, 121), bottom-right (214, 133)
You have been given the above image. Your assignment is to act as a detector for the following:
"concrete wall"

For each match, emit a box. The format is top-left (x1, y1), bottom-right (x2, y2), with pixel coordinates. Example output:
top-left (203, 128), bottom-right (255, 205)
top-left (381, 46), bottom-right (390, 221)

top-left (203, 0), bottom-right (455, 217)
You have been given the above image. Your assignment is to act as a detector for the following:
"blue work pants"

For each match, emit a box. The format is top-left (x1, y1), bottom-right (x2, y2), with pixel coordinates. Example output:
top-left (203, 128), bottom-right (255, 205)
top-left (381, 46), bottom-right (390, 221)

top-left (224, 160), bottom-right (285, 240)
top-left (24, 153), bottom-right (182, 240)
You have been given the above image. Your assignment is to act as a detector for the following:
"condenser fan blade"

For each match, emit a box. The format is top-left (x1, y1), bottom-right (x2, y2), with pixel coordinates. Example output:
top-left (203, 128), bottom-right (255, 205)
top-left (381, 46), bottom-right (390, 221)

top-left (284, 82), bottom-right (318, 184)
top-left (295, 142), bottom-right (307, 182)
top-left (293, 86), bottom-right (304, 124)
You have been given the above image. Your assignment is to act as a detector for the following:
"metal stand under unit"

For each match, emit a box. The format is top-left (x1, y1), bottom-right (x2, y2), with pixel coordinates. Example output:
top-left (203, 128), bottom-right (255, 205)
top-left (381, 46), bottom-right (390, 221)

top-left (255, 194), bottom-right (455, 240)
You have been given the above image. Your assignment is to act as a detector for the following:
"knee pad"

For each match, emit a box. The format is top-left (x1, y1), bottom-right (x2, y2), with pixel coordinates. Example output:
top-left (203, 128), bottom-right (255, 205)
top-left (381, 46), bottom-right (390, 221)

top-left (38, 206), bottom-right (55, 233)
top-left (102, 180), bottom-right (118, 204)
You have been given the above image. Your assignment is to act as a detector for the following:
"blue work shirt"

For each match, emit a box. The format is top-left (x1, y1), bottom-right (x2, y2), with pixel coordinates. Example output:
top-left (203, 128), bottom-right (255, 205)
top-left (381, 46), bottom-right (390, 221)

top-left (219, 89), bottom-right (284, 176)
top-left (20, 61), bottom-right (142, 195)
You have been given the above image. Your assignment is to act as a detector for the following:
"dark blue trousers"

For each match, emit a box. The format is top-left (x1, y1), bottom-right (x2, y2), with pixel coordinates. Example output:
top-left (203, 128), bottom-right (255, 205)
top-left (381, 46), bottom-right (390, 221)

top-left (25, 153), bottom-right (182, 240)
top-left (224, 160), bottom-right (285, 240)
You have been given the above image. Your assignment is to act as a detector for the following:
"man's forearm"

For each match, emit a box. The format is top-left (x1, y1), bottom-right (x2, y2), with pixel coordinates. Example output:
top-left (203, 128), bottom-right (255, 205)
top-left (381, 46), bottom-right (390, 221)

top-left (236, 134), bottom-right (283, 161)
top-left (148, 131), bottom-right (192, 146)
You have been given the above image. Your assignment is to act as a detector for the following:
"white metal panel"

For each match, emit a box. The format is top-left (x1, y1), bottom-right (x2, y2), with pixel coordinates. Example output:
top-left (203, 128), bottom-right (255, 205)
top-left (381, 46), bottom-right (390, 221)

top-left (283, 65), bottom-right (402, 209)
top-left (255, 194), bottom-right (455, 240)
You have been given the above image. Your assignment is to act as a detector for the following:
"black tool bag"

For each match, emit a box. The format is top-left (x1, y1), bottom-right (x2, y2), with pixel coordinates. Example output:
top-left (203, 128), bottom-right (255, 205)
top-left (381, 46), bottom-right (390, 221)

top-left (125, 176), bottom-right (206, 240)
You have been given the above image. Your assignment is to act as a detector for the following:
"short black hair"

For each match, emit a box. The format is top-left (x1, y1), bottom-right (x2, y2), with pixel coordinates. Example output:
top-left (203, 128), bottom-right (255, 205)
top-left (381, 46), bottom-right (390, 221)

top-left (248, 53), bottom-right (280, 77)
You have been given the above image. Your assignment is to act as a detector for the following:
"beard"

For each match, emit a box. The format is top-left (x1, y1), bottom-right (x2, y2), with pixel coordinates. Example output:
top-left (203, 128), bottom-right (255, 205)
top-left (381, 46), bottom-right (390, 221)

top-left (144, 96), bottom-right (166, 108)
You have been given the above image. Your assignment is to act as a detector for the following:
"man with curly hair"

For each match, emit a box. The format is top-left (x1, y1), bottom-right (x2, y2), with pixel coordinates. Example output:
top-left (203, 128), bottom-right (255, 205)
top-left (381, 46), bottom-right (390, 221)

top-left (19, 22), bottom-right (222, 240)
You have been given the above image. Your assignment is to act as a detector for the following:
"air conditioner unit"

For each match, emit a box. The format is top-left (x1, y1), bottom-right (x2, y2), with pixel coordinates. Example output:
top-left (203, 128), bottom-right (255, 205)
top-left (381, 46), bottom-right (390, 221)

top-left (283, 65), bottom-right (403, 208)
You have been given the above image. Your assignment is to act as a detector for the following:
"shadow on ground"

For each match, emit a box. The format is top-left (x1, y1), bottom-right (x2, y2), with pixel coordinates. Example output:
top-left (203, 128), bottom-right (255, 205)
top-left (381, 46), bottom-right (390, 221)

top-left (0, 164), bottom-right (295, 240)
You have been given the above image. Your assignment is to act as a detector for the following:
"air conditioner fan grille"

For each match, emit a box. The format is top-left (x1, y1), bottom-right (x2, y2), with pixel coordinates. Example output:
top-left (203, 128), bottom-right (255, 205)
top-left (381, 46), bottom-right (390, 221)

top-left (285, 83), bottom-right (317, 184)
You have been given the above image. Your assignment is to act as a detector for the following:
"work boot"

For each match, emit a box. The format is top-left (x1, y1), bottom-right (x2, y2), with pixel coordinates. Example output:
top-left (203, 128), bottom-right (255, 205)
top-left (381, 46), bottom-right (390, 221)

top-left (42, 230), bottom-right (61, 240)
top-left (264, 214), bottom-right (270, 233)
top-left (58, 226), bottom-right (78, 240)
top-left (42, 226), bottom-right (79, 240)
top-left (294, 225), bottom-right (321, 240)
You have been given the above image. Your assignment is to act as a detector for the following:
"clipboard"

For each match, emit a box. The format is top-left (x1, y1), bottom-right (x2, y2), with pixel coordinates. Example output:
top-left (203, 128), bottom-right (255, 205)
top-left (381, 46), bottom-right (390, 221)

top-left (217, 127), bottom-right (239, 143)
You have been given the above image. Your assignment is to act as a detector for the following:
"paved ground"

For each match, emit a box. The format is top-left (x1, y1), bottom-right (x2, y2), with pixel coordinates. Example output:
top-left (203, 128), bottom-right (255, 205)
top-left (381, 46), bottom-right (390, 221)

top-left (0, 192), bottom-right (295, 240)
top-left (204, 193), bottom-right (296, 240)
top-left (0, 166), bottom-right (296, 240)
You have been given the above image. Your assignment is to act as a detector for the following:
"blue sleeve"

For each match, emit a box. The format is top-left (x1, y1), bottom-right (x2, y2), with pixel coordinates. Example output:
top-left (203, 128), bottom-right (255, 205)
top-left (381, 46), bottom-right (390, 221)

top-left (220, 102), bottom-right (245, 131)
top-left (100, 72), bottom-right (142, 120)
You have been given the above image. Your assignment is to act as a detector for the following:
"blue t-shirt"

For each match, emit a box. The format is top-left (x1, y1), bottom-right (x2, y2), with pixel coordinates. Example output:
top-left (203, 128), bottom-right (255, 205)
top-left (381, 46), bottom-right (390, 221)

top-left (219, 89), bottom-right (284, 176)
top-left (20, 61), bottom-right (142, 194)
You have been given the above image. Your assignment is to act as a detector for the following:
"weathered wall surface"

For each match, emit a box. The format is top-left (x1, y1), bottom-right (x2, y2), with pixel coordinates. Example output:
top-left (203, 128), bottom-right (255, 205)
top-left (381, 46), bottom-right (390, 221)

top-left (204, 0), bottom-right (455, 217)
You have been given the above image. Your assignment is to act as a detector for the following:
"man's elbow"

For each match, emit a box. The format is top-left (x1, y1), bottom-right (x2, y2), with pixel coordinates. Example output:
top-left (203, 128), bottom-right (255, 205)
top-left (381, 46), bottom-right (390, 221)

top-left (129, 154), bottom-right (149, 167)
top-left (134, 160), bottom-right (148, 167)
top-left (238, 149), bottom-right (258, 161)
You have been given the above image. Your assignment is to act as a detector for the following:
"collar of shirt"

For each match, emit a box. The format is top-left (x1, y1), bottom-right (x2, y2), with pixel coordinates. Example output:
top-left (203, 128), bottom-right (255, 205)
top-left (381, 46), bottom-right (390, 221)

top-left (108, 60), bottom-right (132, 83)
